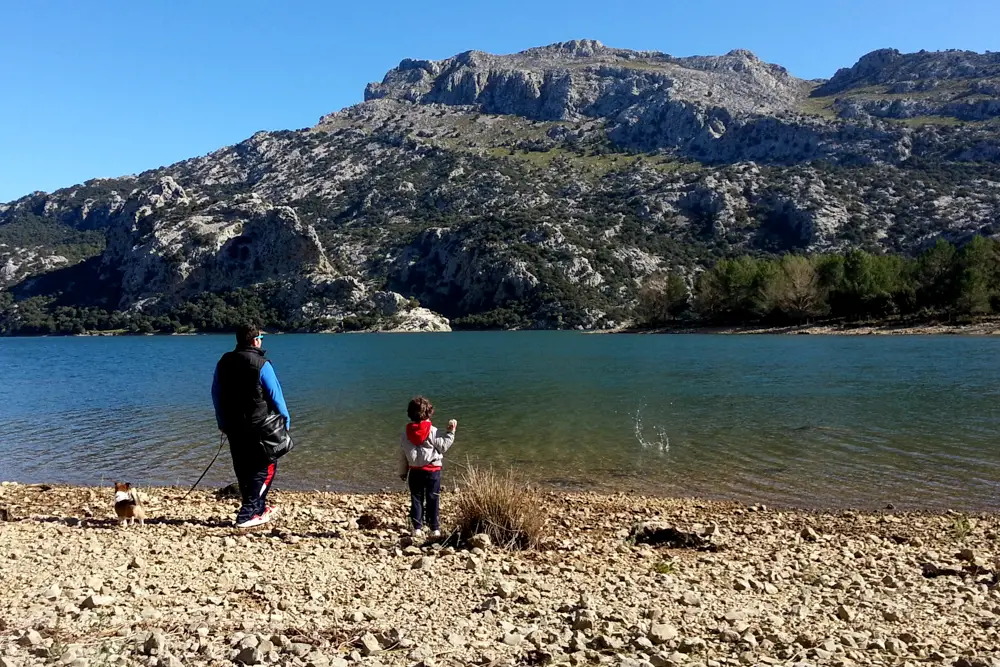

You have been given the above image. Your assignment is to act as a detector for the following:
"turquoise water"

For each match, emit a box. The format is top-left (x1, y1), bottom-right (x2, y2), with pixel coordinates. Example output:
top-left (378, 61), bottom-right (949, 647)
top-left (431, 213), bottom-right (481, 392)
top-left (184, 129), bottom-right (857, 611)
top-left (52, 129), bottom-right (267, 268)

top-left (2, 332), bottom-right (1000, 511)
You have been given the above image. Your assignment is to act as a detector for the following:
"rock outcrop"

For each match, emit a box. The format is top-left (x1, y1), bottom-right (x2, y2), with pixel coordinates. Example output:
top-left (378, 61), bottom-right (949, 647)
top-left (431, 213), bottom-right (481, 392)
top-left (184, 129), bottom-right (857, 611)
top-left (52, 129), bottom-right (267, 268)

top-left (366, 40), bottom-right (848, 161)
top-left (816, 48), bottom-right (1000, 96)
top-left (0, 247), bottom-right (68, 288)
top-left (103, 194), bottom-right (333, 309)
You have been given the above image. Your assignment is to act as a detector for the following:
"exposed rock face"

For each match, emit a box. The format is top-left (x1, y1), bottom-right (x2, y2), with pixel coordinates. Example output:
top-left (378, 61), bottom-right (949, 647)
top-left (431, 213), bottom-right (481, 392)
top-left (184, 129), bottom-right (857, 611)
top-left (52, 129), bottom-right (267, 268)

top-left (389, 227), bottom-right (540, 317)
top-left (367, 40), bottom-right (844, 161)
top-left (811, 49), bottom-right (1000, 124)
top-left (816, 48), bottom-right (1000, 96)
top-left (368, 40), bottom-right (803, 120)
top-left (1, 41), bottom-right (1000, 332)
top-left (384, 307), bottom-right (451, 332)
top-left (97, 180), bottom-right (335, 313)
top-left (0, 248), bottom-right (68, 288)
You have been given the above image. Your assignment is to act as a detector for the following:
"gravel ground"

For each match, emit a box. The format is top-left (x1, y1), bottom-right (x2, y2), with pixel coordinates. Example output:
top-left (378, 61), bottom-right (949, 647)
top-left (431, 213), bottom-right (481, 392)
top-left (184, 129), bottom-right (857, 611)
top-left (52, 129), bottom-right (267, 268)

top-left (2, 482), bottom-right (999, 667)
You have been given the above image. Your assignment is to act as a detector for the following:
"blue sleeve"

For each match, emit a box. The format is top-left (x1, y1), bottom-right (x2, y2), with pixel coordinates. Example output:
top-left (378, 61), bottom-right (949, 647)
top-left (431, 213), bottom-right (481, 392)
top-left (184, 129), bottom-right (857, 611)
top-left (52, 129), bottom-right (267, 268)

top-left (260, 362), bottom-right (290, 428)
top-left (211, 367), bottom-right (224, 430)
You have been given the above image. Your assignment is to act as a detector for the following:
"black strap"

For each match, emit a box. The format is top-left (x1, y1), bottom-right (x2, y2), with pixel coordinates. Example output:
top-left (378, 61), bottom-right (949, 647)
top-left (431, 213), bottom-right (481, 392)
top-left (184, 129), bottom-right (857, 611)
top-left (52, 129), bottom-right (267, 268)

top-left (184, 433), bottom-right (227, 499)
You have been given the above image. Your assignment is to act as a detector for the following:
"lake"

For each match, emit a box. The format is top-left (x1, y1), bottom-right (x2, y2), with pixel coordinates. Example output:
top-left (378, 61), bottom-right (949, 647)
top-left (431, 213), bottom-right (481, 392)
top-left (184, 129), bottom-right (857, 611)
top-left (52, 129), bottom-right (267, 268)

top-left (2, 332), bottom-right (1000, 511)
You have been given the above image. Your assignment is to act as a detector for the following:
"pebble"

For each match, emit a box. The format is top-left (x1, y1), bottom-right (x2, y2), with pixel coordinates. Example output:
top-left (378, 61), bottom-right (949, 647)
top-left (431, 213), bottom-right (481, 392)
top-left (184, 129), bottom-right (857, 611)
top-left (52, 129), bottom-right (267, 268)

top-left (411, 556), bottom-right (434, 570)
top-left (885, 638), bottom-right (908, 655)
top-left (648, 624), bottom-right (678, 645)
top-left (496, 581), bottom-right (517, 599)
top-left (81, 594), bottom-right (114, 609)
top-left (359, 633), bottom-right (382, 656)
top-left (18, 630), bottom-right (43, 647)
top-left (235, 647), bottom-right (261, 665)
top-left (469, 533), bottom-right (492, 550)
top-left (573, 610), bottom-right (596, 631)
top-left (143, 632), bottom-right (166, 656)
top-left (681, 591), bottom-right (701, 606)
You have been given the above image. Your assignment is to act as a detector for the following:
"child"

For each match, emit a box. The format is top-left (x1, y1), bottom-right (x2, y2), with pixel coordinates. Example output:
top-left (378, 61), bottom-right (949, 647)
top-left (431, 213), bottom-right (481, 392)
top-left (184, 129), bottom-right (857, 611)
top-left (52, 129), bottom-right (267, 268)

top-left (398, 396), bottom-right (457, 538)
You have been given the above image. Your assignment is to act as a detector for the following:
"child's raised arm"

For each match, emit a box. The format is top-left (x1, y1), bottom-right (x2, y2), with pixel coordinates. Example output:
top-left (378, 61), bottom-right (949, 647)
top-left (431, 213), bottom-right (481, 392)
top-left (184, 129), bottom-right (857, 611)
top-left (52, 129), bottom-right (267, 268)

top-left (429, 420), bottom-right (457, 455)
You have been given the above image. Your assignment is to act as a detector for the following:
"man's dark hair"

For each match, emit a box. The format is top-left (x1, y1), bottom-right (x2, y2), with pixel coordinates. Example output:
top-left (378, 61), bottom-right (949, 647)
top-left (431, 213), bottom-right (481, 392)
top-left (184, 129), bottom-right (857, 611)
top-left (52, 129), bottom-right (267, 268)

top-left (236, 324), bottom-right (261, 348)
top-left (407, 396), bottom-right (434, 422)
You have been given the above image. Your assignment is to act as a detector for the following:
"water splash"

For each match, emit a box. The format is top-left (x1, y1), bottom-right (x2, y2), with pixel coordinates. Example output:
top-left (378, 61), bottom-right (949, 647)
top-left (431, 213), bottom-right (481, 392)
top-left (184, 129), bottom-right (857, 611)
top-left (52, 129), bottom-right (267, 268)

top-left (633, 405), bottom-right (670, 454)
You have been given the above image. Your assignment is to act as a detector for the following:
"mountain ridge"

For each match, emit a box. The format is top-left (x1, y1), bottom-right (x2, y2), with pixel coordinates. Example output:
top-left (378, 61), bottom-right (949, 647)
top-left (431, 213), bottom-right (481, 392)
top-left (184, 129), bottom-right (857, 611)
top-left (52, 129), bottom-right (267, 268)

top-left (2, 41), bottom-right (999, 334)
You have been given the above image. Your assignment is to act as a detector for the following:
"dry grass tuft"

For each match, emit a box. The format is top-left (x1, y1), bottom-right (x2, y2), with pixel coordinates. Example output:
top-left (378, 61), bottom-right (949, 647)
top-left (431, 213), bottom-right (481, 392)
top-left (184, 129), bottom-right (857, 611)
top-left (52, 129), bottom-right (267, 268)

top-left (453, 465), bottom-right (546, 550)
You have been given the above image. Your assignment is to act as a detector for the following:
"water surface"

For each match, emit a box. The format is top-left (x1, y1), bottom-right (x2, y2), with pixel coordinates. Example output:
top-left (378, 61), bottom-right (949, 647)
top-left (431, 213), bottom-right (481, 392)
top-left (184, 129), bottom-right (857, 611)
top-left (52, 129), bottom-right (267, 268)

top-left (3, 332), bottom-right (1000, 511)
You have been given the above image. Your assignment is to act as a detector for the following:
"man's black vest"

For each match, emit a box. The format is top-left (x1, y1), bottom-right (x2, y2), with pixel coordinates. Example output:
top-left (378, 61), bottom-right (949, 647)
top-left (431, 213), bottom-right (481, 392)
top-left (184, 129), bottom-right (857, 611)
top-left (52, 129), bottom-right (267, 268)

top-left (215, 346), bottom-right (270, 434)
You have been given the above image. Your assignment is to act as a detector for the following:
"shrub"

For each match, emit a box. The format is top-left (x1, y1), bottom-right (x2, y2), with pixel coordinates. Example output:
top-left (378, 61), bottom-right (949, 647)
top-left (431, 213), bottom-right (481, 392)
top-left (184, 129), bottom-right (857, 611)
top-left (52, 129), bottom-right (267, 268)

top-left (760, 255), bottom-right (828, 322)
top-left (952, 515), bottom-right (973, 540)
top-left (636, 271), bottom-right (690, 326)
top-left (453, 465), bottom-right (546, 549)
top-left (653, 560), bottom-right (677, 575)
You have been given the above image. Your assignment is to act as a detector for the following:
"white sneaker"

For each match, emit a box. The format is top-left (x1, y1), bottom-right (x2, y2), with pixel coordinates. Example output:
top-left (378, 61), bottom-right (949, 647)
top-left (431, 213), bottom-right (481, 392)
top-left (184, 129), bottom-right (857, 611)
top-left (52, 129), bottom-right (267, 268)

top-left (412, 528), bottom-right (423, 538)
top-left (236, 513), bottom-right (270, 529)
top-left (431, 529), bottom-right (441, 538)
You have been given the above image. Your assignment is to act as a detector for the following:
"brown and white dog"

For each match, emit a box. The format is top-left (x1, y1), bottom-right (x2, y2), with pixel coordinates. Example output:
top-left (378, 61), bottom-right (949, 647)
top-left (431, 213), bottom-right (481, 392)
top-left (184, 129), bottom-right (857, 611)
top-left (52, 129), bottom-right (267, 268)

top-left (113, 482), bottom-right (145, 527)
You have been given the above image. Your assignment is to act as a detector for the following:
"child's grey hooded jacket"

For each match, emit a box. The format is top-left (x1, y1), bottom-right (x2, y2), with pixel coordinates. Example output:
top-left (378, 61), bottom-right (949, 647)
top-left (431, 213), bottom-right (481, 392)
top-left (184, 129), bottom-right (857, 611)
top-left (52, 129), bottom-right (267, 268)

top-left (398, 420), bottom-right (455, 476)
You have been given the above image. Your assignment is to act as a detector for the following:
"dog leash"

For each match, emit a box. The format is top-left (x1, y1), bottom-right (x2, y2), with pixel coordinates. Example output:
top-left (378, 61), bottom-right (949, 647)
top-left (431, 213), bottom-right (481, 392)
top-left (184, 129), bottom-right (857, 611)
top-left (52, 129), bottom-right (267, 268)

top-left (184, 433), bottom-right (227, 499)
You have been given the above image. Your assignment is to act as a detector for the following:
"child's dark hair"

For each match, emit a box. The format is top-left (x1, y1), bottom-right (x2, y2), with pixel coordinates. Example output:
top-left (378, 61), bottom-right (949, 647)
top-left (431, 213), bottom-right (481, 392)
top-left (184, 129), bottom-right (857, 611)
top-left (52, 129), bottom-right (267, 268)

top-left (407, 396), bottom-right (434, 422)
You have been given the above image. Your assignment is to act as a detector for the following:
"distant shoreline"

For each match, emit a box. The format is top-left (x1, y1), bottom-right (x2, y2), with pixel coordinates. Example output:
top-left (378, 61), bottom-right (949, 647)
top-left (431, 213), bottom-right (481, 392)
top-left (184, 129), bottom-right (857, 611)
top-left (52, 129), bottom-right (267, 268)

top-left (4, 319), bottom-right (1000, 337)
top-left (609, 319), bottom-right (1000, 337)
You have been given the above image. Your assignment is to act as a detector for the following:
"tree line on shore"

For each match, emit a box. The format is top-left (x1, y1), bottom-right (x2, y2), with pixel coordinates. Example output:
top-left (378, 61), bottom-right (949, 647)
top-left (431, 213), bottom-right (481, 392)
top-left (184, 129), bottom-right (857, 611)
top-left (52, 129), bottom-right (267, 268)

top-left (636, 236), bottom-right (1000, 328)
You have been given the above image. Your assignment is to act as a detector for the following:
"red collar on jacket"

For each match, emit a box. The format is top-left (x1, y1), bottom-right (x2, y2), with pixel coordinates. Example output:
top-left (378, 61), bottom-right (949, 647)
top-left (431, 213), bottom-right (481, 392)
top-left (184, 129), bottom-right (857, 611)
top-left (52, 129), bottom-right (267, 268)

top-left (406, 420), bottom-right (432, 445)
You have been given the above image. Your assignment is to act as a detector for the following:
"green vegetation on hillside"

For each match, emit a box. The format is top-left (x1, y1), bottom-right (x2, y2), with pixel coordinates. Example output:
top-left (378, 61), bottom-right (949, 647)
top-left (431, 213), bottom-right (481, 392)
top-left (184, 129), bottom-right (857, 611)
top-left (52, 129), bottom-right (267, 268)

top-left (0, 287), bottom-right (290, 337)
top-left (0, 214), bottom-right (105, 263)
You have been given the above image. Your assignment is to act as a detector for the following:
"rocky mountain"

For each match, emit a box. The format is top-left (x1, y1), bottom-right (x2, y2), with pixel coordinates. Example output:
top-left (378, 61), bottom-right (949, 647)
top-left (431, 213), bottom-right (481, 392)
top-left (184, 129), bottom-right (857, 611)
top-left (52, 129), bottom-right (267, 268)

top-left (2, 40), bottom-right (999, 333)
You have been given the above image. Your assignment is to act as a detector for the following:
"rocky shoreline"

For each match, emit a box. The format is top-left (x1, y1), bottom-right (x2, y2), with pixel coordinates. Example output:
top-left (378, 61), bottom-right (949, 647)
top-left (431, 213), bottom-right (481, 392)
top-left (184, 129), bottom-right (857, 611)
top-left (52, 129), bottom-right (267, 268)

top-left (2, 483), bottom-right (999, 667)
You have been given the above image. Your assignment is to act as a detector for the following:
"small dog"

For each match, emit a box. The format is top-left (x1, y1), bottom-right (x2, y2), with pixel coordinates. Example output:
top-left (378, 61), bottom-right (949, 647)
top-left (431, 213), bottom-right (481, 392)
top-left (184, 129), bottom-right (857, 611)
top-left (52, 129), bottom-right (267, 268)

top-left (113, 482), bottom-right (145, 527)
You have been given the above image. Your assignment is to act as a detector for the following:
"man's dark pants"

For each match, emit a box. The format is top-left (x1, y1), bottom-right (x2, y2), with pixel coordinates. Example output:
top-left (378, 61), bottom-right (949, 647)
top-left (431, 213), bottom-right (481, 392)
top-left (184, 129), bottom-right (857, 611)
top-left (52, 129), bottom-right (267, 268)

top-left (228, 431), bottom-right (276, 523)
top-left (407, 468), bottom-right (441, 531)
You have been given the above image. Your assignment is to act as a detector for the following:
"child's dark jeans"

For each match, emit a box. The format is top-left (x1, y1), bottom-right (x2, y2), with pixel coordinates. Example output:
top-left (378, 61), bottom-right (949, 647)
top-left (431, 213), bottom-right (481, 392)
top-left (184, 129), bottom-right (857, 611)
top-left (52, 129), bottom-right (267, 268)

top-left (407, 468), bottom-right (441, 531)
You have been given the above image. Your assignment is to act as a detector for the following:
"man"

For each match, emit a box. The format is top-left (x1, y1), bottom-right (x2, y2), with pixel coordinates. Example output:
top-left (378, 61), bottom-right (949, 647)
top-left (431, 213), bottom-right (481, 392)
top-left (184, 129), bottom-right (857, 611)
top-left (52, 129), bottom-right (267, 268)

top-left (211, 324), bottom-right (290, 528)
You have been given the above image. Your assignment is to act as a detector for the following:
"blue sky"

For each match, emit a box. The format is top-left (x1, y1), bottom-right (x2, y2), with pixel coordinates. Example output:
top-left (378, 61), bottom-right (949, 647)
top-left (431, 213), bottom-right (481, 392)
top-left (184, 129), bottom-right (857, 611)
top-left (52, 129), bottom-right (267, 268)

top-left (1, 0), bottom-right (997, 202)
